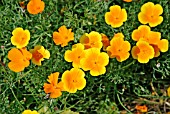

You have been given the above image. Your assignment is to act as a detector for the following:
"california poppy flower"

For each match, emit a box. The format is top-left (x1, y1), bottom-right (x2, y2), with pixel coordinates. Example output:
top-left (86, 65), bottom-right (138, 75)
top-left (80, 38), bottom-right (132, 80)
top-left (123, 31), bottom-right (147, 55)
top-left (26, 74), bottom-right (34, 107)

top-left (135, 105), bottom-right (148, 112)
top-left (167, 86), bottom-right (170, 97)
top-left (22, 110), bottom-right (39, 114)
top-left (53, 25), bottom-right (74, 47)
top-left (44, 72), bottom-right (64, 98)
top-left (131, 41), bottom-right (154, 63)
top-left (101, 33), bottom-right (110, 51)
top-left (8, 48), bottom-right (32, 72)
top-left (11, 27), bottom-right (30, 49)
top-left (27, 0), bottom-right (45, 15)
top-left (138, 2), bottom-right (163, 27)
top-left (30, 45), bottom-right (50, 65)
top-left (64, 43), bottom-right (85, 68)
top-left (61, 68), bottom-right (86, 93)
top-left (105, 5), bottom-right (127, 28)
top-left (79, 31), bottom-right (103, 49)
top-left (106, 33), bottom-right (131, 62)
top-left (80, 48), bottom-right (109, 76)
top-left (132, 25), bottom-right (161, 45)
top-left (132, 25), bottom-right (151, 42)
top-left (123, 0), bottom-right (132, 2)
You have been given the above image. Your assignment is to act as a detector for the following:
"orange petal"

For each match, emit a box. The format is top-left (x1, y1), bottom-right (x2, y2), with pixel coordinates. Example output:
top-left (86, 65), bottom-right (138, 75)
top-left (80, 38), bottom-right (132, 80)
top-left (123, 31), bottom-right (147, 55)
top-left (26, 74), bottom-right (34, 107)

top-left (158, 39), bottom-right (169, 52)
top-left (50, 89), bottom-right (62, 98)
top-left (90, 66), bottom-right (106, 76)
top-left (8, 48), bottom-right (24, 61)
top-left (131, 46), bottom-right (140, 59)
top-left (8, 60), bottom-right (26, 72)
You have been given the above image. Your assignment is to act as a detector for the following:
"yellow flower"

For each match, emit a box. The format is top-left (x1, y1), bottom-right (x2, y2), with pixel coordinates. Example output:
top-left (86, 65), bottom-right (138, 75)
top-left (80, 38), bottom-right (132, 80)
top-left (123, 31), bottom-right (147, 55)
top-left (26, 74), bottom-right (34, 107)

top-left (43, 72), bottom-right (64, 98)
top-left (131, 41), bottom-right (154, 63)
top-left (30, 45), bottom-right (50, 65)
top-left (138, 2), bottom-right (163, 27)
top-left (8, 48), bottom-right (32, 72)
top-left (22, 109), bottom-right (39, 114)
top-left (53, 25), bottom-right (74, 47)
top-left (64, 43), bottom-right (85, 68)
top-left (105, 5), bottom-right (127, 28)
top-left (11, 27), bottom-right (30, 48)
top-left (106, 33), bottom-right (131, 62)
top-left (27, 0), bottom-right (45, 15)
top-left (167, 86), bottom-right (170, 97)
top-left (80, 48), bottom-right (109, 76)
top-left (80, 31), bottom-right (103, 49)
top-left (62, 68), bottom-right (86, 93)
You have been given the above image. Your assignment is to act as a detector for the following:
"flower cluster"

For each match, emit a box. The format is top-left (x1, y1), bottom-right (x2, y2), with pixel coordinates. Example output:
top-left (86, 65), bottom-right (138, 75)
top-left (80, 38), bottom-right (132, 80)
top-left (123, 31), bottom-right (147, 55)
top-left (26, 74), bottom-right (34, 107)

top-left (7, 1), bottom-right (169, 112)
top-left (8, 27), bottom-right (50, 72)
top-left (131, 25), bottom-right (168, 63)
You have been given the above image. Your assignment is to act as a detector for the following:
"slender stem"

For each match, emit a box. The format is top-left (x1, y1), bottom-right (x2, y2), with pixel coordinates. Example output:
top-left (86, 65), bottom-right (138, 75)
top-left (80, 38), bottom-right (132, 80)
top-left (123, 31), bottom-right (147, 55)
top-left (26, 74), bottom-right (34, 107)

top-left (10, 87), bottom-right (25, 109)
top-left (117, 93), bottom-right (132, 113)
top-left (64, 93), bottom-right (70, 110)
top-left (115, 60), bottom-right (136, 71)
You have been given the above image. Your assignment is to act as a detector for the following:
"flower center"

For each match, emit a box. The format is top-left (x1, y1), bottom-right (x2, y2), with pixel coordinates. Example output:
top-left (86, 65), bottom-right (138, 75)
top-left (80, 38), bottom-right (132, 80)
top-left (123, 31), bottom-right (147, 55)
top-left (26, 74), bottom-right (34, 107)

top-left (33, 51), bottom-right (43, 61)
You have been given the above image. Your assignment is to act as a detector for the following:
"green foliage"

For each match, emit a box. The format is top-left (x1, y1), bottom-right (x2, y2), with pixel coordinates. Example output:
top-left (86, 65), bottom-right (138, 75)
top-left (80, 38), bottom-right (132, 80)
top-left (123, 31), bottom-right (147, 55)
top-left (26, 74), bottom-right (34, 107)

top-left (0, 0), bottom-right (170, 113)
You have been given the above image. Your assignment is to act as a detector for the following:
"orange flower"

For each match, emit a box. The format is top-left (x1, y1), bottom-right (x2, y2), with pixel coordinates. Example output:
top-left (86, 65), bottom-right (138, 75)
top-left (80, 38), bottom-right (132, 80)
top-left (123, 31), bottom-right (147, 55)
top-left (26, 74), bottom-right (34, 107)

top-left (22, 110), bottom-right (39, 114)
top-left (11, 27), bottom-right (30, 48)
top-left (8, 48), bottom-right (32, 72)
top-left (105, 5), bottom-right (127, 28)
top-left (131, 41), bottom-right (154, 63)
top-left (53, 25), bottom-right (74, 47)
top-left (135, 105), bottom-right (148, 112)
top-left (132, 25), bottom-right (161, 45)
top-left (106, 33), bottom-right (131, 62)
top-left (64, 43), bottom-right (85, 68)
top-left (101, 33), bottom-right (110, 51)
top-left (132, 25), bottom-right (151, 42)
top-left (44, 72), bottom-right (64, 98)
top-left (138, 2), bottom-right (163, 27)
top-left (30, 45), bottom-right (50, 65)
top-left (27, 0), bottom-right (45, 15)
top-left (80, 48), bottom-right (109, 76)
top-left (123, 0), bottom-right (132, 2)
top-left (80, 31), bottom-right (103, 49)
top-left (61, 68), bottom-right (86, 93)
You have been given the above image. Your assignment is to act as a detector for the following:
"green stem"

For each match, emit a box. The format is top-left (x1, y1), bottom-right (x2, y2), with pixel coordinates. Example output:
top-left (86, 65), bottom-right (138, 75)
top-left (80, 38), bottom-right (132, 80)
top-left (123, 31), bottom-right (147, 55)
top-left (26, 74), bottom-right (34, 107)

top-left (10, 87), bottom-right (25, 109)
top-left (64, 93), bottom-right (70, 110)
top-left (117, 93), bottom-right (132, 113)
top-left (116, 60), bottom-right (136, 71)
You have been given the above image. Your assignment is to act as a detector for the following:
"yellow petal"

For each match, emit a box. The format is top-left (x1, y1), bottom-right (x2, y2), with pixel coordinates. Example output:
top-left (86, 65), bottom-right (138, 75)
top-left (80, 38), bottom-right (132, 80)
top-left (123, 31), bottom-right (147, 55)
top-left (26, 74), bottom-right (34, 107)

top-left (158, 39), bottom-right (169, 52)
